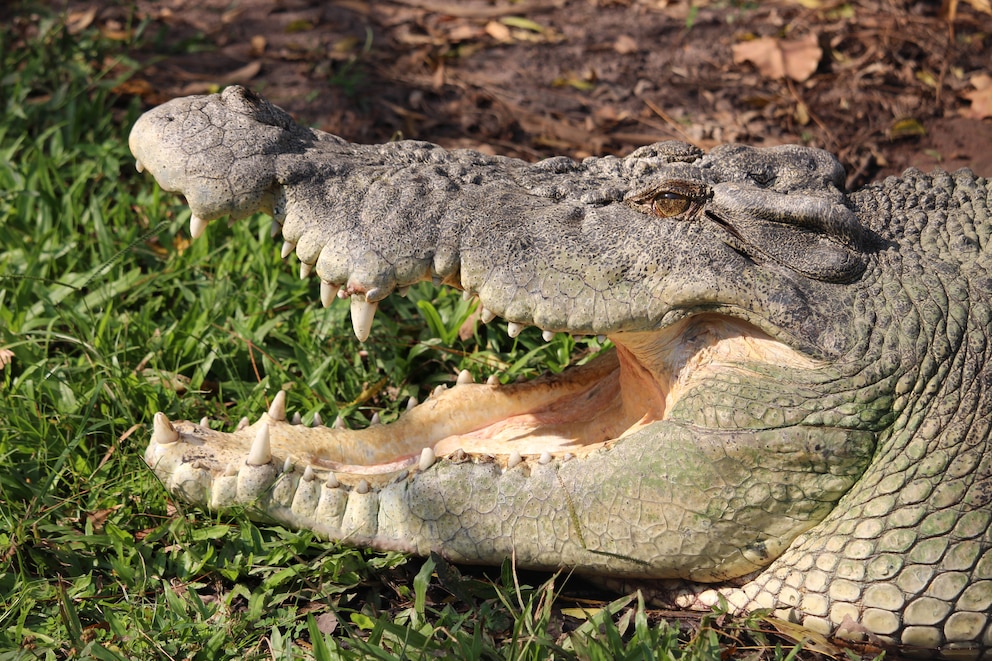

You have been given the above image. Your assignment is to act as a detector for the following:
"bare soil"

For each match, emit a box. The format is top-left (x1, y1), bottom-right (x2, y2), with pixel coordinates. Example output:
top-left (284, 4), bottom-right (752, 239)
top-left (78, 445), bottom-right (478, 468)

top-left (85, 0), bottom-right (992, 186)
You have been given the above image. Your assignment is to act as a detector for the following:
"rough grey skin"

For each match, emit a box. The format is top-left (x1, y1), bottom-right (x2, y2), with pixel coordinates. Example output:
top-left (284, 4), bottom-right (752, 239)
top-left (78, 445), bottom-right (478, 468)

top-left (130, 86), bottom-right (992, 656)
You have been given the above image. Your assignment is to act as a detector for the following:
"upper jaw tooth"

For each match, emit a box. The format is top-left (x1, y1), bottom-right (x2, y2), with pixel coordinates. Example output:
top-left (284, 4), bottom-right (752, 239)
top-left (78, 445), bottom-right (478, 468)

top-left (350, 296), bottom-right (378, 342)
top-left (320, 281), bottom-right (339, 307)
top-left (189, 214), bottom-right (208, 239)
top-left (135, 159), bottom-right (144, 173)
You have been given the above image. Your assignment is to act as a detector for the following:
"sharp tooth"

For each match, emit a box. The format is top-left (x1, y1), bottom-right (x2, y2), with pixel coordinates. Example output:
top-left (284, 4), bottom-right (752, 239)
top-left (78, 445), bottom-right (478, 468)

top-left (199, 416), bottom-right (210, 428)
top-left (246, 424), bottom-right (272, 466)
top-left (366, 287), bottom-right (386, 302)
top-left (300, 262), bottom-right (313, 279)
top-left (486, 374), bottom-right (500, 386)
top-left (350, 297), bottom-right (378, 342)
top-left (369, 412), bottom-right (381, 426)
top-left (281, 241), bottom-right (295, 259)
top-left (236, 416), bottom-right (250, 431)
top-left (356, 480), bottom-right (370, 495)
top-left (291, 412), bottom-right (302, 425)
top-left (406, 396), bottom-right (418, 411)
top-left (224, 463), bottom-right (238, 477)
top-left (542, 330), bottom-right (555, 342)
top-left (419, 447), bottom-right (436, 472)
top-left (598, 335), bottom-right (607, 343)
top-left (507, 322), bottom-right (524, 338)
top-left (456, 370), bottom-right (474, 385)
top-left (481, 307), bottom-right (496, 323)
top-left (462, 290), bottom-right (472, 301)
top-left (303, 466), bottom-right (316, 482)
top-left (270, 220), bottom-right (282, 238)
top-left (433, 384), bottom-right (446, 398)
top-left (397, 286), bottom-right (410, 297)
top-left (189, 214), bottom-right (208, 239)
top-left (326, 473), bottom-right (339, 488)
top-left (283, 456), bottom-right (293, 473)
top-left (333, 415), bottom-right (346, 429)
top-left (152, 412), bottom-right (179, 445)
top-left (312, 412), bottom-right (323, 427)
top-left (268, 390), bottom-right (287, 421)
top-left (135, 159), bottom-right (144, 173)
top-left (539, 451), bottom-right (552, 465)
top-left (320, 281), bottom-right (339, 307)
top-left (507, 451), bottom-right (523, 469)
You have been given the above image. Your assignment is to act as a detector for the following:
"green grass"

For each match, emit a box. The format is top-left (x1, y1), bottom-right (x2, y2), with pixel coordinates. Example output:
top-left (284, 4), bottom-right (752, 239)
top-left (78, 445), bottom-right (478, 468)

top-left (0, 10), bottom-right (869, 660)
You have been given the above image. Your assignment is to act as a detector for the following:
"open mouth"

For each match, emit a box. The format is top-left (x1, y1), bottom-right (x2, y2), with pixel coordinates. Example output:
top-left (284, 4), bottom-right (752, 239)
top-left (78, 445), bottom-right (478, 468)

top-left (150, 302), bottom-right (820, 486)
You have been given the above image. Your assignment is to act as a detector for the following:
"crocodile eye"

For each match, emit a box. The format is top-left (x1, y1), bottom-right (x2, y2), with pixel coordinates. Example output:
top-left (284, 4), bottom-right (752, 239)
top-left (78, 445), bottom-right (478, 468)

top-left (652, 192), bottom-right (691, 217)
top-left (627, 180), bottom-right (709, 218)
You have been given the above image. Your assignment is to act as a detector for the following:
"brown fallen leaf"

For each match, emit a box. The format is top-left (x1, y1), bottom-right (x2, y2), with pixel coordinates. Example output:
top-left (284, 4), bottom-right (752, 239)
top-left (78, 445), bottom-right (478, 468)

top-left (315, 612), bottom-right (338, 635)
top-left (732, 33), bottom-right (822, 82)
top-left (614, 34), bottom-right (639, 55)
top-left (962, 72), bottom-right (992, 119)
top-left (66, 7), bottom-right (97, 34)
top-left (0, 349), bottom-right (13, 371)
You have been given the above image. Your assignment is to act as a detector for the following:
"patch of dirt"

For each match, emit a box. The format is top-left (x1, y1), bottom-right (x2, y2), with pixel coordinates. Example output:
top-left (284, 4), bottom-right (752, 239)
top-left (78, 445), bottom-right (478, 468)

top-left (73, 0), bottom-right (992, 186)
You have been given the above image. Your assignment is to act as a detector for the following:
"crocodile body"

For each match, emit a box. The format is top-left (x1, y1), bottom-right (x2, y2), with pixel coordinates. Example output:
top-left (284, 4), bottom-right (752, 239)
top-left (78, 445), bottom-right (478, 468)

top-left (130, 86), bottom-right (992, 655)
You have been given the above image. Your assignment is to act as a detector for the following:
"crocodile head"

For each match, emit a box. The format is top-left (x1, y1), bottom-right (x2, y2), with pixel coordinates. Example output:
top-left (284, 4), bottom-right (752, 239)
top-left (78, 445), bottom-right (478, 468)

top-left (132, 88), bottom-right (992, 651)
top-left (131, 86), bottom-right (884, 583)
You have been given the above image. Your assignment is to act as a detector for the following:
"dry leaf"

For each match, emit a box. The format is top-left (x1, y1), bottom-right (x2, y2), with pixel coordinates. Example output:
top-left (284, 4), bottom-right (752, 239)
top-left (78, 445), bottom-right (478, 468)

top-left (761, 616), bottom-right (847, 656)
top-left (315, 612), bottom-right (338, 634)
top-left (66, 7), bottom-right (97, 34)
top-left (962, 73), bottom-right (992, 119)
top-left (250, 35), bottom-right (267, 56)
top-left (485, 20), bottom-right (512, 42)
top-left (0, 349), bottom-right (13, 371)
top-left (732, 34), bottom-right (822, 82)
top-left (614, 34), bottom-right (639, 55)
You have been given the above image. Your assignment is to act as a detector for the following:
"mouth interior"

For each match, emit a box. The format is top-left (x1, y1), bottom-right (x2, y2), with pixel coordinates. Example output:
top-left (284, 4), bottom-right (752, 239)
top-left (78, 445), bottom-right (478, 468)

top-left (278, 314), bottom-right (819, 474)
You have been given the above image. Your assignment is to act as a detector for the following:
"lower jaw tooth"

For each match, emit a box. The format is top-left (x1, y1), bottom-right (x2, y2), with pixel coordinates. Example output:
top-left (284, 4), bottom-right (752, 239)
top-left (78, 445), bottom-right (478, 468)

top-left (246, 424), bottom-right (272, 466)
top-left (152, 412), bottom-right (179, 445)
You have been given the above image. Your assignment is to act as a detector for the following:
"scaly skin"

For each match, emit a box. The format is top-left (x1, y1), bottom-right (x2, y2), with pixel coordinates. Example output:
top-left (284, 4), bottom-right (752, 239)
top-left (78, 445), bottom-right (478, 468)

top-left (130, 86), bottom-right (992, 655)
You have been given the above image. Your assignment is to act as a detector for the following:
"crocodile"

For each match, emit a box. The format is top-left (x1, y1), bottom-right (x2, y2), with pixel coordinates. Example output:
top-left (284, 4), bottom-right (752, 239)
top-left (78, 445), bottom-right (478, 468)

top-left (130, 86), bottom-right (992, 655)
